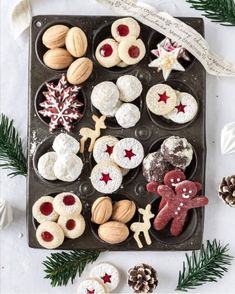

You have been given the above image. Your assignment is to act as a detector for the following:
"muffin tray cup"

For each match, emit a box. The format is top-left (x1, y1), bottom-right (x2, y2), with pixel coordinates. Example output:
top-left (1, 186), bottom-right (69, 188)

top-left (28, 15), bottom-right (206, 250)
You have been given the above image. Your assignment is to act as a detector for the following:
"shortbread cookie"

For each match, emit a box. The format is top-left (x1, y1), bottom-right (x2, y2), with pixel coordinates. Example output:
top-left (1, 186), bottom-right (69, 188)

top-left (52, 133), bottom-right (80, 155)
top-left (96, 38), bottom-right (121, 68)
top-left (146, 84), bottom-right (177, 116)
top-left (93, 136), bottom-right (119, 163)
top-left (57, 214), bottom-right (85, 239)
top-left (38, 152), bottom-right (58, 181)
top-left (161, 136), bottom-right (193, 169)
top-left (77, 278), bottom-right (108, 294)
top-left (118, 37), bottom-right (146, 65)
top-left (116, 75), bottom-right (143, 102)
top-left (164, 92), bottom-right (198, 124)
top-left (115, 103), bottom-right (140, 128)
top-left (32, 196), bottom-right (59, 224)
top-left (53, 153), bottom-right (83, 182)
top-left (112, 138), bottom-right (144, 169)
top-left (90, 263), bottom-right (120, 292)
top-left (91, 81), bottom-right (120, 113)
top-left (90, 161), bottom-right (123, 194)
top-left (36, 221), bottom-right (64, 249)
top-left (117, 60), bottom-right (129, 68)
top-left (111, 17), bottom-right (140, 42)
top-left (53, 192), bottom-right (82, 218)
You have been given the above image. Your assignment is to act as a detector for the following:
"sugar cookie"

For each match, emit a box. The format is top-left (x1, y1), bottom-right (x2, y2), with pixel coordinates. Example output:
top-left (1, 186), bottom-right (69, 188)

top-left (111, 17), bottom-right (140, 42)
top-left (53, 192), bottom-right (82, 218)
top-left (57, 214), bottom-right (85, 239)
top-left (77, 278), bottom-right (108, 294)
top-left (96, 38), bottom-right (121, 68)
top-left (36, 221), bottom-right (64, 249)
top-left (118, 37), bottom-right (146, 65)
top-left (93, 136), bottom-right (119, 163)
top-left (32, 196), bottom-right (59, 224)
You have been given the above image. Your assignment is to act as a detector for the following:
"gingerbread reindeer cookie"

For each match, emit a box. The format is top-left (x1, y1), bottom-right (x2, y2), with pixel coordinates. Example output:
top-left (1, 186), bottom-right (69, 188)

top-left (153, 180), bottom-right (208, 236)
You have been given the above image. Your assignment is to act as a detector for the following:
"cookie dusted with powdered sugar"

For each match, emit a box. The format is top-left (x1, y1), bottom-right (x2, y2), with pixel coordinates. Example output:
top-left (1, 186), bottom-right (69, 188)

top-left (93, 136), bottom-right (119, 163)
top-left (38, 152), bottom-right (58, 181)
top-left (52, 133), bottom-right (80, 155)
top-left (77, 278), bottom-right (108, 294)
top-left (115, 103), bottom-right (141, 128)
top-left (116, 75), bottom-right (143, 102)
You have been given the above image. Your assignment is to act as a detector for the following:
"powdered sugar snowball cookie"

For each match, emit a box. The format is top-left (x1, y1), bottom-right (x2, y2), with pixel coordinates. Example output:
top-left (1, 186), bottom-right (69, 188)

top-left (53, 153), bottom-right (83, 182)
top-left (36, 221), bottom-right (64, 249)
top-left (77, 278), bottom-right (108, 294)
top-left (91, 81), bottom-right (119, 113)
top-left (113, 138), bottom-right (144, 169)
top-left (142, 150), bottom-right (174, 183)
top-left (37, 152), bottom-right (58, 181)
top-left (53, 192), bottom-right (82, 218)
top-left (57, 214), bottom-right (85, 239)
top-left (93, 136), bottom-right (119, 163)
top-left (116, 75), bottom-right (143, 102)
top-left (118, 37), bottom-right (146, 65)
top-left (99, 100), bottom-right (122, 117)
top-left (52, 133), bottom-right (80, 155)
top-left (90, 161), bottom-right (123, 194)
top-left (90, 263), bottom-right (120, 292)
top-left (161, 136), bottom-right (193, 169)
top-left (32, 196), bottom-right (59, 224)
top-left (115, 103), bottom-right (140, 128)
top-left (111, 17), bottom-right (140, 42)
top-left (146, 84), bottom-right (177, 116)
top-left (164, 92), bottom-right (198, 124)
top-left (96, 38), bottom-right (121, 68)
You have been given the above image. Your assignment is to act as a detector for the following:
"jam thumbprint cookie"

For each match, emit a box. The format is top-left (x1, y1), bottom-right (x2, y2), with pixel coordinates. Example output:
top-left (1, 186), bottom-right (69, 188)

top-left (111, 17), bottom-right (140, 42)
top-left (57, 214), bottom-right (85, 239)
top-left (53, 192), bottom-right (82, 218)
top-left (95, 38), bottom-right (121, 68)
top-left (32, 196), bottom-right (59, 223)
top-left (36, 221), bottom-right (64, 249)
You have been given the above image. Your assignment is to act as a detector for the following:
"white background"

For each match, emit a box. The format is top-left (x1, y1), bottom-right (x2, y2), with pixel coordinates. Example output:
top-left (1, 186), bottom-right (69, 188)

top-left (1, 0), bottom-right (235, 293)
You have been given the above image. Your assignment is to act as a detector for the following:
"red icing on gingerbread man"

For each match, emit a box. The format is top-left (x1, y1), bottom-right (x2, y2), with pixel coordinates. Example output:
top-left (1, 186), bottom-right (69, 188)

top-left (153, 180), bottom-right (208, 236)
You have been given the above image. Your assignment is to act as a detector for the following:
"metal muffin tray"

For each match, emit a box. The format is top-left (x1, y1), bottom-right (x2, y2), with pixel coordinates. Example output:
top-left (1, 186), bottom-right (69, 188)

top-left (27, 15), bottom-right (206, 250)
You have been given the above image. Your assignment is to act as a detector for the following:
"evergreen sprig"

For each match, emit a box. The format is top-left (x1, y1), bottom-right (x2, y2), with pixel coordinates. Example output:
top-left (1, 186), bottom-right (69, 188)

top-left (43, 250), bottom-right (101, 287)
top-left (186, 0), bottom-right (235, 26)
top-left (0, 114), bottom-right (27, 177)
top-left (176, 239), bottom-right (233, 291)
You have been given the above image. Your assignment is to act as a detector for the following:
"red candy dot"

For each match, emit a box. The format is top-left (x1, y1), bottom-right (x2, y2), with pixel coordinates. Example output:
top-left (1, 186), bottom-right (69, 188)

top-left (117, 24), bottom-right (129, 36)
top-left (66, 219), bottom-right (76, 230)
top-left (100, 44), bottom-right (113, 57)
top-left (40, 202), bottom-right (53, 216)
top-left (63, 195), bottom-right (75, 206)
top-left (128, 45), bottom-right (140, 58)
top-left (41, 231), bottom-right (54, 242)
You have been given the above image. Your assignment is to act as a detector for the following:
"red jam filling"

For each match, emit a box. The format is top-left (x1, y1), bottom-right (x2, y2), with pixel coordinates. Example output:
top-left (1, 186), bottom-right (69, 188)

top-left (128, 45), bottom-right (140, 58)
top-left (41, 231), bottom-right (54, 242)
top-left (100, 44), bottom-right (113, 57)
top-left (40, 202), bottom-right (53, 216)
top-left (63, 195), bottom-right (75, 206)
top-left (66, 219), bottom-right (76, 230)
top-left (87, 290), bottom-right (95, 294)
top-left (124, 149), bottom-right (136, 160)
top-left (105, 144), bottom-right (114, 156)
top-left (158, 91), bottom-right (170, 104)
top-left (117, 24), bottom-right (129, 36)
top-left (176, 102), bottom-right (186, 113)
top-left (101, 273), bottom-right (112, 283)
top-left (100, 173), bottom-right (112, 184)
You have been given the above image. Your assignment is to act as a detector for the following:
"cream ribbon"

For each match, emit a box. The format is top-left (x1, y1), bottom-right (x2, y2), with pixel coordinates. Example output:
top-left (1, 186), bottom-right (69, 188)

top-left (11, 0), bottom-right (31, 39)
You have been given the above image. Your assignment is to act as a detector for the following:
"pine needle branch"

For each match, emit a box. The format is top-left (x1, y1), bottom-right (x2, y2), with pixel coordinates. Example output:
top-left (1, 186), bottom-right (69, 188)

top-left (186, 0), bottom-right (235, 26)
top-left (43, 250), bottom-right (101, 287)
top-left (0, 114), bottom-right (27, 177)
top-left (176, 239), bottom-right (233, 291)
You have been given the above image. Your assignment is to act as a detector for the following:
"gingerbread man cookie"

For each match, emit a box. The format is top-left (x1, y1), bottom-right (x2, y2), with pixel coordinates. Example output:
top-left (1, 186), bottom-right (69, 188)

top-left (153, 180), bottom-right (208, 236)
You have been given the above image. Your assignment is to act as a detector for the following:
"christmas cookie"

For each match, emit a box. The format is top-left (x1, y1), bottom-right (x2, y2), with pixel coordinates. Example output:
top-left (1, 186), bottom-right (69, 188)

top-left (52, 133), bottom-right (80, 155)
top-left (53, 192), bottom-right (82, 218)
top-left (146, 84), bottom-right (177, 116)
top-left (164, 92), bottom-right (198, 124)
top-left (36, 221), bottom-right (64, 249)
top-left (90, 161), bottom-right (123, 194)
top-left (90, 263), bottom-right (120, 292)
top-left (117, 60), bottom-right (129, 68)
top-left (53, 153), bottom-right (83, 182)
top-left (38, 152), bottom-right (58, 181)
top-left (142, 150), bottom-right (173, 183)
top-left (118, 37), bottom-right (146, 65)
top-left (164, 169), bottom-right (186, 188)
top-left (100, 100), bottom-right (122, 117)
top-left (91, 81), bottom-right (120, 114)
top-left (57, 214), bottom-right (85, 239)
top-left (116, 75), bottom-right (143, 102)
top-left (112, 138), bottom-right (144, 169)
top-left (111, 17), bottom-right (140, 42)
top-left (95, 38), bottom-right (121, 68)
top-left (115, 103), bottom-right (141, 128)
top-left (161, 136), bottom-right (193, 169)
top-left (32, 196), bottom-right (59, 224)
top-left (77, 278), bottom-right (108, 294)
top-left (93, 136), bottom-right (119, 163)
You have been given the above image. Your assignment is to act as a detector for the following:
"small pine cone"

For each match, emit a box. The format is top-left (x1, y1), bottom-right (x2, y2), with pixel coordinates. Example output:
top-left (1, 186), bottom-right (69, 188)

top-left (218, 175), bottom-right (235, 207)
top-left (128, 263), bottom-right (158, 293)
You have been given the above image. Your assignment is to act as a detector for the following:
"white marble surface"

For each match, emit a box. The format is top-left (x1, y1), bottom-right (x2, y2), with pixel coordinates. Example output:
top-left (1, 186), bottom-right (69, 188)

top-left (1, 0), bottom-right (235, 293)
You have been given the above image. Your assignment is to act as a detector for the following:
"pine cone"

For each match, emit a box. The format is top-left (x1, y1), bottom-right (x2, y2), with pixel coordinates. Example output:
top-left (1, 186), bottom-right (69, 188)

top-left (218, 175), bottom-right (235, 207)
top-left (128, 263), bottom-right (158, 293)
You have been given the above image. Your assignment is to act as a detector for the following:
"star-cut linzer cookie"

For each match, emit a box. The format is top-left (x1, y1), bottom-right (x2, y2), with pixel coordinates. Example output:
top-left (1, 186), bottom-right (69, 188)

top-left (149, 46), bottom-right (185, 80)
top-left (39, 74), bottom-right (83, 132)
